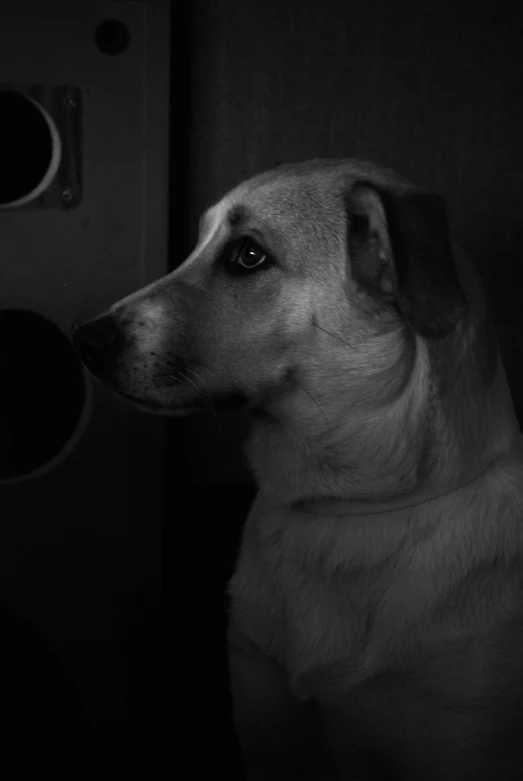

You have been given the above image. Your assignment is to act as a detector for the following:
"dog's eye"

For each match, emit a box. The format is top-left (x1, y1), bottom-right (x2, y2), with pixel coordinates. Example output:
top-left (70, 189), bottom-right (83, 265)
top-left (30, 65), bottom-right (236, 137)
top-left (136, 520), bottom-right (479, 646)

top-left (228, 239), bottom-right (271, 274)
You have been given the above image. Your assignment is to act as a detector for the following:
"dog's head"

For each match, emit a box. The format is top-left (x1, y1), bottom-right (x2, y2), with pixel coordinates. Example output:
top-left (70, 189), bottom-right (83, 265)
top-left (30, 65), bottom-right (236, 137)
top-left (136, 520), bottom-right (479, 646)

top-left (73, 159), bottom-right (484, 423)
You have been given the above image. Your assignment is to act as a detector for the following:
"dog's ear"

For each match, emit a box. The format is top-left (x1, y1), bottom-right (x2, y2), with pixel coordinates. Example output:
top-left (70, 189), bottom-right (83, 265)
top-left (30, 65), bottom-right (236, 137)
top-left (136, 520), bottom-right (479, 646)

top-left (345, 182), bottom-right (467, 338)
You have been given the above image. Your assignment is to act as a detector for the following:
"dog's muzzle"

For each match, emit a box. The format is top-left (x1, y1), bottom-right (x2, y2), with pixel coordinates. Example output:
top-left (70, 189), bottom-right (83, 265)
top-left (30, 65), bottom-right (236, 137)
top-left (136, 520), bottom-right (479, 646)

top-left (72, 315), bottom-right (125, 380)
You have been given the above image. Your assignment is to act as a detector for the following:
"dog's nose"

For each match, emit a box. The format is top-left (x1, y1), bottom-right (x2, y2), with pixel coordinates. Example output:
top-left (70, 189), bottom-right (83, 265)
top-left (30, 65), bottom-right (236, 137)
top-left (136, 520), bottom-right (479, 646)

top-left (72, 315), bottom-right (124, 376)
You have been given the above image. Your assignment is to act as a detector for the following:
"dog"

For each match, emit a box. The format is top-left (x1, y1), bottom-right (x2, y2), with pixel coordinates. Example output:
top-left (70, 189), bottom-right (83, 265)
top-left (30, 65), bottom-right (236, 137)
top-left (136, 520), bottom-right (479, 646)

top-left (73, 159), bottom-right (523, 780)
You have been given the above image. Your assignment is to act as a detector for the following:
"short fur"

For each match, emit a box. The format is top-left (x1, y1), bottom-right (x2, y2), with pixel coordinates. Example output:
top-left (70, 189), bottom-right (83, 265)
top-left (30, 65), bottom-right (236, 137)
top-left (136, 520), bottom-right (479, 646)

top-left (73, 159), bottom-right (523, 780)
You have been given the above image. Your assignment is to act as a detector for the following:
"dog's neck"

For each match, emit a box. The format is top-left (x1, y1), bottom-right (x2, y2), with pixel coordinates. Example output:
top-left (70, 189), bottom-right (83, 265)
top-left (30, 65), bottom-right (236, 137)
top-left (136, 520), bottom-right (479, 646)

top-left (246, 340), bottom-right (520, 513)
top-left (293, 442), bottom-right (521, 516)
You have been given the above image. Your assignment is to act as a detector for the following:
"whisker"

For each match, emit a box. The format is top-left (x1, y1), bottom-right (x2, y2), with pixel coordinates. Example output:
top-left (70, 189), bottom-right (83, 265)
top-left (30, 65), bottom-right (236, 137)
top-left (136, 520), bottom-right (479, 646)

top-left (183, 366), bottom-right (217, 418)
top-left (166, 371), bottom-right (205, 405)
top-left (185, 358), bottom-right (246, 399)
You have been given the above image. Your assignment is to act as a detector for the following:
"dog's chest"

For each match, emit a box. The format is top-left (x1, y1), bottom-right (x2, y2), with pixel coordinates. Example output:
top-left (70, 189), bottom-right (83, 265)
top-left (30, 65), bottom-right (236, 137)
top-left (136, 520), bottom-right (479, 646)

top-left (228, 497), bottom-right (388, 687)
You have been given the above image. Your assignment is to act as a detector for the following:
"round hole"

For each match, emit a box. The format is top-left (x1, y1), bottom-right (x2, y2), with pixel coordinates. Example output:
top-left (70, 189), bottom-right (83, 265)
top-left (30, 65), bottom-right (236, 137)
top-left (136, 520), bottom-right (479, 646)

top-left (0, 310), bottom-right (92, 483)
top-left (94, 19), bottom-right (130, 56)
top-left (0, 91), bottom-right (62, 209)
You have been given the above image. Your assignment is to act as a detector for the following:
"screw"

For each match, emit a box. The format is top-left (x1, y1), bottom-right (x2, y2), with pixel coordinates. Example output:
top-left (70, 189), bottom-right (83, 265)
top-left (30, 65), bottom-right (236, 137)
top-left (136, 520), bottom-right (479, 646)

top-left (62, 188), bottom-right (73, 202)
top-left (64, 95), bottom-right (76, 109)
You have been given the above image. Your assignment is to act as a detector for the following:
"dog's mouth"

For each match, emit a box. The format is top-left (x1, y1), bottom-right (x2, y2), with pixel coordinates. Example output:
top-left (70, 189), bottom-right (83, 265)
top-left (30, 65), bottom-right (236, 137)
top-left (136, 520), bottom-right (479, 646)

top-left (116, 390), bottom-right (203, 417)
top-left (115, 388), bottom-right (251, 416)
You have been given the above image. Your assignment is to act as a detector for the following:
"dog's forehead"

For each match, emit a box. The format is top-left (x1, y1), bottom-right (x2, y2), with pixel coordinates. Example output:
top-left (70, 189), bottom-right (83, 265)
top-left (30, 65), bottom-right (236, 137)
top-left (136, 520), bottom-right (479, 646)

top-left (206, 159), bottom-right (409, 232)
top-left (210, 166), bottom-right (343, 234)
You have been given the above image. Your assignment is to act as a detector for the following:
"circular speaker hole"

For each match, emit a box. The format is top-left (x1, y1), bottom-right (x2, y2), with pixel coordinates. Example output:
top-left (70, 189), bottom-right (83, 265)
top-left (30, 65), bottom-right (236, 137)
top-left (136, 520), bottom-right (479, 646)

top-left (0, 310), bottom-right (91, 483)
top-left (0, 91), bottom-right (62, 209)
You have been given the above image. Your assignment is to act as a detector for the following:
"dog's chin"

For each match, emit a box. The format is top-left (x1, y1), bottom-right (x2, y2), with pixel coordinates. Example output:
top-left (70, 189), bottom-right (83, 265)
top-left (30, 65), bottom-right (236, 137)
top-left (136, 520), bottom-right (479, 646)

top-left (115, 391), bottom-right (202, 417)
top-left (115, 389), bottom-right (251, 416)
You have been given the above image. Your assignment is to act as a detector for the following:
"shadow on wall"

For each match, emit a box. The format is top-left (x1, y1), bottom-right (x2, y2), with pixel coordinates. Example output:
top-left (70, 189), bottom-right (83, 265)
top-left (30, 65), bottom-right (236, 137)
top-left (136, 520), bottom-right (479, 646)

top-left (496, 322), bottom-right (523, 431)
top-left (0, 601), bottom-right (90, 777)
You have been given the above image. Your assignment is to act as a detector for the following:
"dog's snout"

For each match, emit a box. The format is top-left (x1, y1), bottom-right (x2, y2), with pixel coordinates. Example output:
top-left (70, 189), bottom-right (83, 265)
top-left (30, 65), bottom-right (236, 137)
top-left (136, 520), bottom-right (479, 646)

top-left (72, 315), bottom-right (125, 377)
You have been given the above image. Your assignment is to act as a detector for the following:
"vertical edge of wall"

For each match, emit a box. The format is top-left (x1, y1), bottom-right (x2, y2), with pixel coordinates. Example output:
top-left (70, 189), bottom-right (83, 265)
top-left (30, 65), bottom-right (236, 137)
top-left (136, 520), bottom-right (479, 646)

top-left (143, 0), bottom-right (171, 285)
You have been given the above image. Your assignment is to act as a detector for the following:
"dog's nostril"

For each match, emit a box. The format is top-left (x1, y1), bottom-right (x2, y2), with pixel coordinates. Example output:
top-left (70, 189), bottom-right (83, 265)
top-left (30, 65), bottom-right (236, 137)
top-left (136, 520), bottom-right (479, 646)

top-left (73, 316), bottom-right (123, 366)
top-left (77, 324), bottom-right (107, 350)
